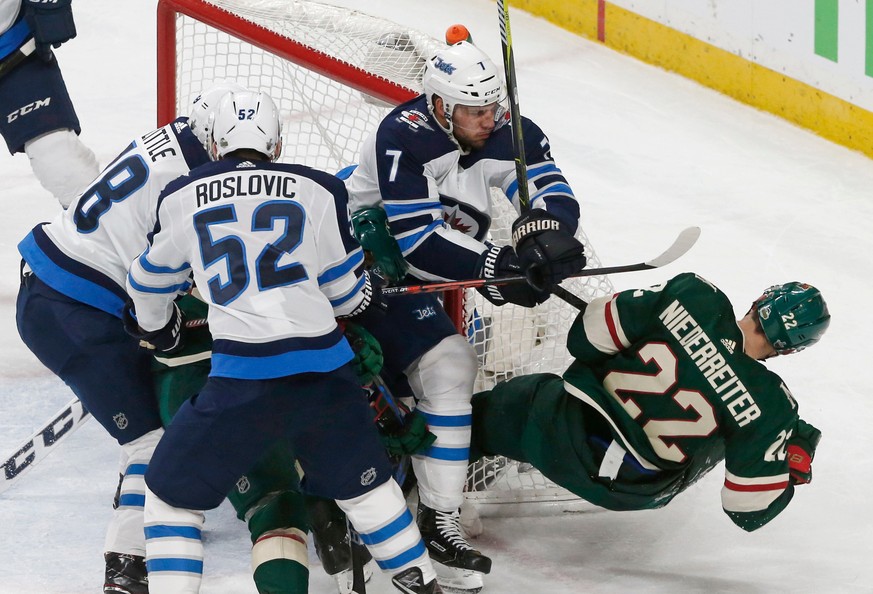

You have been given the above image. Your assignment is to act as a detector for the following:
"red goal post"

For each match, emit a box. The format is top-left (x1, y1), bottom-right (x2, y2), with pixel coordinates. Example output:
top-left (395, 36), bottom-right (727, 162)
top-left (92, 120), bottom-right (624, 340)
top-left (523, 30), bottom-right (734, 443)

top-left (155, 0), bottom-right (613, 517)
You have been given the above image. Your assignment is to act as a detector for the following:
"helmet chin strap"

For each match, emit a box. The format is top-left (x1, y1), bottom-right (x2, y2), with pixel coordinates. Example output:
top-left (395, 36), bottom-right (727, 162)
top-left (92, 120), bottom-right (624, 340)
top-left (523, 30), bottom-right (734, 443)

top-left (429, 95), bottom-right (472, 154)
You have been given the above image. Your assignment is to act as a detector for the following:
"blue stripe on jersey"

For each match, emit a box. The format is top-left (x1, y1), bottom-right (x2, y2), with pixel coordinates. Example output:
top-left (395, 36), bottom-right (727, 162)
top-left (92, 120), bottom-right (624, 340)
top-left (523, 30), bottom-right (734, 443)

top-left (118, 493), bottom-right (145, 507)
top-left (335, 165), bottom-right (357, 180)
top-left (145, 558), bottom-right (204, 574)
top-left (533, 182), bottom-right (574, 200)
top-left (507, 163), bottom-right (564, 202)
top-left (357, 508), bottom-right (414, 546)
top-left (0, 20), bottom-right (29, 60)
top-left (144, 525), bottom-right (202, 540)
top-left (396, 220), bottom-right (444, 253)
top-left (137, 248), bottom-right (191, 274)
top-left (125, 463), bottom-right (147, 477)
top-left (421, 445), bottom-right (470, 462)
top-left (127, 270), bottom-right (191, 295)
top-left (18, 227), bottom-right (128, 318)
top-left (417, 411), bottom-right (472, 428)
top-left (318, 249), bottom-right (364, 285)
top-left (383, 199), bottom-right (442, 218)
top-left (328, 274), bottom-right (367, 309)
top-left (210, 328), bottom-right (354, 379)
top-left (375, 540), bottom-right (427, 571)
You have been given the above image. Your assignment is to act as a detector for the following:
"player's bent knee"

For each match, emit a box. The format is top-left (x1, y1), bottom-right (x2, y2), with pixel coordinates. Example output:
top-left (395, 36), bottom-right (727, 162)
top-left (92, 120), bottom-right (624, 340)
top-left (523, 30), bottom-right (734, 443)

top-left (25, 129), bottom-right (99, 208)
top-left (408, 334), bottom-right (477, 405)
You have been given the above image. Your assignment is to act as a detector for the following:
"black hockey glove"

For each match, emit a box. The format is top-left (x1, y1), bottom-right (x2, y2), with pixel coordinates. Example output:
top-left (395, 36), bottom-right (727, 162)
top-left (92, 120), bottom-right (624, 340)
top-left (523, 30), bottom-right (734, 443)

top-left (122, 301), bottom-right (185, 355)
top-left (337, 271), bottom-right (387, 325)
top-left (511, 209), bottom-right (587, 292)
top-left (475, 245), bottom-right (549, 308)
top-left (24, 0), bottom-right (77, 61)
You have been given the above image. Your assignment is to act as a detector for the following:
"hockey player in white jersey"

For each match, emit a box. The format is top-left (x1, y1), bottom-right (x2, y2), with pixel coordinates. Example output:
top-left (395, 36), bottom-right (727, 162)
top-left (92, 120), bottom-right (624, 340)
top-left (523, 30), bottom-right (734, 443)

top-left (15, 81), bottom-right (243, 594)
top-left (124, 90), bottom-right (443, 594)
top-left (344, 39), bottom-right (586, 591)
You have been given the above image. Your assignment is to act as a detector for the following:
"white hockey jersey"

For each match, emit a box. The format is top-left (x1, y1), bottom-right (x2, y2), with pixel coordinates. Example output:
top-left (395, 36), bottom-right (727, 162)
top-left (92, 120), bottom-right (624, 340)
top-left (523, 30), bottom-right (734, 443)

top-left (18, 118), bottom-right (209, 318)
top-left (127, 158), bottom-right (368, 380)
top-left (345, 94), bottom-right (581, 282)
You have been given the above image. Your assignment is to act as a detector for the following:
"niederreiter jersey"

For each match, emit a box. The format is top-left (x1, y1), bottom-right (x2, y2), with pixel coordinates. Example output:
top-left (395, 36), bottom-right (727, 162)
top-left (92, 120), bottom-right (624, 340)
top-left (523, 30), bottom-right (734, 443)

top-left (564, 272), bottom-right (807, 528)
top-left (345, 94), bottom-right (581, 281)
top-left (126, 159), bottom-right (367, 380)
top-left (18, 118), bottom-right (209, 318)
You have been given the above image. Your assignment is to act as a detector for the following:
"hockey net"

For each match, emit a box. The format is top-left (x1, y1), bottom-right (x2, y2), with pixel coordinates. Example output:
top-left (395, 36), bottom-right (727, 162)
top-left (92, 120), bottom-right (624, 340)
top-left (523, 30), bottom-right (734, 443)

top-left (156, 0), bottom-right (615, 517)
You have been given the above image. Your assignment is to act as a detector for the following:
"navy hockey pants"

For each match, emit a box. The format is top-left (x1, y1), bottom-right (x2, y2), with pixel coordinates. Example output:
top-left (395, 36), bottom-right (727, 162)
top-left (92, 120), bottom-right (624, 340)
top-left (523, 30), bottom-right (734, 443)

top-left (16, 271), bottom-right (163, 444)
top-left (0, 53), bottom-right (82, 154)
top-left (361, 292), bottom-right (457, 385)
top-left (145, 364), bottom-right (393, 510)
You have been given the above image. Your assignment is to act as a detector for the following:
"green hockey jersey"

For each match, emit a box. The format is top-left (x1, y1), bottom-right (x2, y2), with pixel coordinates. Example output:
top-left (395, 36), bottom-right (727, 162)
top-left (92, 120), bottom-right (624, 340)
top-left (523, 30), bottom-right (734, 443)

top-left (562, 272), bottom-right (811, 530)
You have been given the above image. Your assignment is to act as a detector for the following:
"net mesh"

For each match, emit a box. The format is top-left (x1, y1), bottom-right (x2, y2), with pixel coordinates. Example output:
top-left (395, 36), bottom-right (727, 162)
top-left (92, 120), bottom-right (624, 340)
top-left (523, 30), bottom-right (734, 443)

top-left (162, 0), bottom-right (616, 515)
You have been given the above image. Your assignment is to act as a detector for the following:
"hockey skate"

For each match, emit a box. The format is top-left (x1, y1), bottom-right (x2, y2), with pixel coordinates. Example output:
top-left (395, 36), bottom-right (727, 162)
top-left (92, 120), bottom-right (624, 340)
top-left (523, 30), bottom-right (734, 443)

top-left (308, 496), bottom-right (374, 593)
top-left (417, 504), bottom-right (491, 594)
top-left (392, 566), bottom-right (444, 593)
top-left (103, 552), bottom-right (148, 594)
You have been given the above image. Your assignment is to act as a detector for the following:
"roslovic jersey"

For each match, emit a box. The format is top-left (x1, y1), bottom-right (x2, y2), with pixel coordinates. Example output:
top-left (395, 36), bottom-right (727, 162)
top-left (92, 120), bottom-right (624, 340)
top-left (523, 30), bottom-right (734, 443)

top-left (126, 158), bottom-right (369, 380)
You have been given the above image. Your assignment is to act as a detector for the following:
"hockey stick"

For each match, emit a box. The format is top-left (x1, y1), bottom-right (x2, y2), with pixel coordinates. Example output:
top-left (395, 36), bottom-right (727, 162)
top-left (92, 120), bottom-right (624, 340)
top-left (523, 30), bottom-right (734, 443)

top-left (497, 2), bottom-right (588, 310)
top-left (498, 0), bottom-right (529, 211)
top-left (381, 226), bottom-right (700, 297)
top-left (0, 38), bottom-right (36, 80)
top-left (0, 317), bottom-right (210, 495)
top-left (0, 396), bottom-right (90, 494)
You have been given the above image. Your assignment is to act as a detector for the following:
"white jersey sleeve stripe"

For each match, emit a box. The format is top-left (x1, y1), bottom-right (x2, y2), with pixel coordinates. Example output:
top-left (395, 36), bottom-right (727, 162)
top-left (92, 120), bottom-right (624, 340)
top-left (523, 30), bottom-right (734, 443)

top-left (137, 251), bottom-right (191, 275)
top-left (327, 274), bottom-right (367, 309)
top-left (722, 471), bottom-right (790, 513)
top-left (395, 220), bottom-right (444, 253)
top-left (582, 294), bottom-right (629, 354)
top-left (317, 249), bottom-right (364, 285)
top-left (127, 271), bottom-right (190, 295)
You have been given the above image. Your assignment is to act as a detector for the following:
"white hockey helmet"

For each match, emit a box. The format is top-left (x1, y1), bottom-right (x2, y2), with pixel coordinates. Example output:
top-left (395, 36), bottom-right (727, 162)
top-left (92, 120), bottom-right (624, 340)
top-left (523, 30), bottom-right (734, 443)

top-left (422, 41), bottom-right (506, 134)
top-left (188, 80), bottom-right (248, 147)
top-left (208, 91), bottom-right (283, 162)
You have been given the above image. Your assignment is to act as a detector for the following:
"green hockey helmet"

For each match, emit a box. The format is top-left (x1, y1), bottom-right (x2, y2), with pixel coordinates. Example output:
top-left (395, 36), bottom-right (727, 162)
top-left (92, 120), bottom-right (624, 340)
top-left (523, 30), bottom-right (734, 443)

top-left (754, 282), bottom-right (830, 355)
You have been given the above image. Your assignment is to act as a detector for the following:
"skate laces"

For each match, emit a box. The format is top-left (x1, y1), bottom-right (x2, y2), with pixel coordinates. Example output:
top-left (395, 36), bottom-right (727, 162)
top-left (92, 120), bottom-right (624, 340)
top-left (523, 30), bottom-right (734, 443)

top-left (435, 509), bottom-right (472, 551)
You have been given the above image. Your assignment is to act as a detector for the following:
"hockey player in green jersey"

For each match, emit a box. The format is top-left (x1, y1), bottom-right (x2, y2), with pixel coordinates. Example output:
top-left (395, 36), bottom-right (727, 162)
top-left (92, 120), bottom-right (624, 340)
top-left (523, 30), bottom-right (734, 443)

top-left (469, 272), bottom-right (830, 531)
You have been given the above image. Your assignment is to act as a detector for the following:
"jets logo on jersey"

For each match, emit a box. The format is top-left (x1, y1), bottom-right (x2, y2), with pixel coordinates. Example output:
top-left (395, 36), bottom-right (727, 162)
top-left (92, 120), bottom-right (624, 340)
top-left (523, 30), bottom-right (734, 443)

top-left (444, 208), bottom-right (473, 234)
top-left (397, 109), bottom-right (434, 131)
top-left (413, 305), bottom-right (436, 320)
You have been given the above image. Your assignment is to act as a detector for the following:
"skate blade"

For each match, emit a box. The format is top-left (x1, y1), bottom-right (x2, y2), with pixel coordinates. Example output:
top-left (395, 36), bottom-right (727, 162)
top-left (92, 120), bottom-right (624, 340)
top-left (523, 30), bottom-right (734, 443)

top-left (333, 560), bottom-right (374, 594)
top-left (434, 564), bottom-right (484, 594)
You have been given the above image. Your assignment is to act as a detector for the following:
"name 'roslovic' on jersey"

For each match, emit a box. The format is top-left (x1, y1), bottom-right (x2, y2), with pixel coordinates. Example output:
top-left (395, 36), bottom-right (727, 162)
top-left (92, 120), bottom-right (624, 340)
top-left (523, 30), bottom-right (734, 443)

top-left (345, 95), bottom-right (581, 282)
top-left (126, 159), bottom-right (368, 380)
top-left (18, 118), bottom-right (209, 318)
top-left (565, 272), bottom-right (806, 529)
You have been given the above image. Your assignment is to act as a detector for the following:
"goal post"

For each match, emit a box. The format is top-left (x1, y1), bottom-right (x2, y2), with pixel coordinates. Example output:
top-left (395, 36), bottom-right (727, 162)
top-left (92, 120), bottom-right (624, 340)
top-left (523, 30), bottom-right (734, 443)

top-left (155, 0), bottom-right (614, 517)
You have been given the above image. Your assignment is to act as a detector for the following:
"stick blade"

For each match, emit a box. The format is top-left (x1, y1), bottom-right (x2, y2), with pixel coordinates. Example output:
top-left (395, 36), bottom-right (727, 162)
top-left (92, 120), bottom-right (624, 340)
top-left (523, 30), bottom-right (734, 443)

top-left (645, 226), bottom-right (701, 268)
